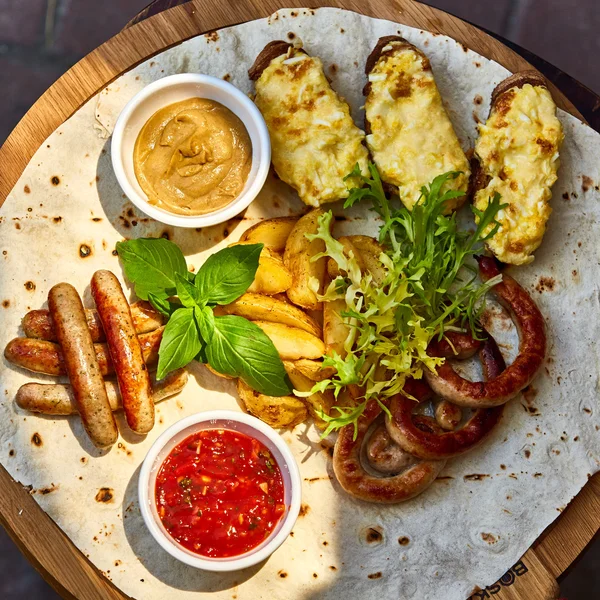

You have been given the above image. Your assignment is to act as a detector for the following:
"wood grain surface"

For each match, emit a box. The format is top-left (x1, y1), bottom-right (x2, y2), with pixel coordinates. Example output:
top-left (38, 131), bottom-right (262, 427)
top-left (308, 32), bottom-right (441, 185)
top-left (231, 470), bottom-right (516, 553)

top-left (0, 1), bottom-right (598, 599)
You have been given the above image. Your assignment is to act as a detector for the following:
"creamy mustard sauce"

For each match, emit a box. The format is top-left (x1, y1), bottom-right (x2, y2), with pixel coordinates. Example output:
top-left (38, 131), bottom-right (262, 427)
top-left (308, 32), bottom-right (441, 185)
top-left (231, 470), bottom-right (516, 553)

top-left (254, 49), bottom-right (368, 207)
top-left (474, 84), bottom-right (563, 265)
top-left (134, 98), bottom-right (252, 216)
top-left (365, 43), bottom-right (470, 212)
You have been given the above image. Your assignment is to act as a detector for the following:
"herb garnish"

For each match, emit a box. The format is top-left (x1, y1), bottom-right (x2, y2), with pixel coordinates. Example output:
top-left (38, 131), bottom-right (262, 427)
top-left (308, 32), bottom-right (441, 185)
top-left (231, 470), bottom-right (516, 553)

top-left (116, 238), bottom-right (291, 396)
top-left (306, 163), bottom-right (506, 438)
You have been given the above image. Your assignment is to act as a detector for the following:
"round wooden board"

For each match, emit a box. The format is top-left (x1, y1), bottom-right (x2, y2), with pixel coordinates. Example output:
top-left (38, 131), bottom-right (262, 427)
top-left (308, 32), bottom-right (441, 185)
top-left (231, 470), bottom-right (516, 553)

top-left (0, 1), bottom-right (598, 599)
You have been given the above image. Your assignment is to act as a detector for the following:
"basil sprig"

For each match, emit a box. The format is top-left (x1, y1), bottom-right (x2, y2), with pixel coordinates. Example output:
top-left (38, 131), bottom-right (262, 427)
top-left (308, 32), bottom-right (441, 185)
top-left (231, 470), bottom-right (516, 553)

top-left (115, 238), bottom-right (291, 396)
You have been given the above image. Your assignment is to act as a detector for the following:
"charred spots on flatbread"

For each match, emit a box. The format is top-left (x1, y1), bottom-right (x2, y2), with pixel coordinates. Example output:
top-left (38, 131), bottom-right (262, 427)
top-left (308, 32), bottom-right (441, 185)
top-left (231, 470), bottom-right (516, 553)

top-left (8, 449), bottom-right (15, 457)
top-left (582, 175), bottom-right (594, 192)
top-left (34, 484), bottom-right (59, 495)
top-left (480, 532), bottom-right (498, 545)
top-left (31, 432), bottom-right (43, 446)
top-left (398, 536), bottom-right (410, 546)
top-left (95, 487), bottom-right (114, 503)
top-left (278, 570), bottom-right (288, 578)
top-left (51, 176), bottom-right (60, 186)
top-left (474, 94), bottom-right (483, 105)
top-left (299, 503), bottom-right (310, 517)
top-left (81, 456), bottom-right (87, 464)
top-left (2, 300), bottom-right (10, 308)
top-left (24, 281), bottom-right (36, 292)
top-left (222, 73), bottom-right (231, 82)
top-left (24, 185), bottom-right (31, 194)
top-left (363, 526), bottom-right (384, 544)
top-left (205, 30), bottom-right (219, 42)
top-left (92, 217), bottom-right (102, 223)
top-left (368, 572), bottom-right (383, 580)
top-left (463, 474), bottom-right (489, 482)
top-left (53, 216), bottom-right (62, 223)
top-left (535, 276), bottom-right (555, 293)
top-left (79, 244), bottom-right (92, 258)
top-left (287, 32), bottom-right (296, 41)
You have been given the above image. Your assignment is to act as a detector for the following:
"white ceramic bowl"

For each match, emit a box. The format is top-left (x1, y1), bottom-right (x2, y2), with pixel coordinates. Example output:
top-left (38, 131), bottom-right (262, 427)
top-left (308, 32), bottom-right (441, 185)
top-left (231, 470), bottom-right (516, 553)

top-left (139, 410), bottom-right (301, 571)
top-left (111, 74), bottom-right (271, 228)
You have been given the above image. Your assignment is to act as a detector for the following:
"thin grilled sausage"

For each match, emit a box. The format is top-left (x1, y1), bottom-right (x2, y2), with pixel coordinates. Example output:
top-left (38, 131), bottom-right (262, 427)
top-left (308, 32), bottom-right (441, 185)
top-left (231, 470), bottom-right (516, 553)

top-left (424, 256), bottom-right (546, 408)
top-left (332, 399), bottom-right (446, 504)
top-left (16, 369), bottom-right (188, 415)
top-left (91, 270), bottom-right (154, 434)
top-left (48, 283), bottom-right (117, 447)
top-left (4, 328), bottom-right (163, 376)
top-left (21, 301), bottom-right (164, 342)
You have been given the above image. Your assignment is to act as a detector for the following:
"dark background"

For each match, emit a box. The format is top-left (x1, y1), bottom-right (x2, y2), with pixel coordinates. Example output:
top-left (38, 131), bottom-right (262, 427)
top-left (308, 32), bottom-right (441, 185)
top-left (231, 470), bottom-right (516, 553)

top-left (0, 0), bottom-right (598, 598)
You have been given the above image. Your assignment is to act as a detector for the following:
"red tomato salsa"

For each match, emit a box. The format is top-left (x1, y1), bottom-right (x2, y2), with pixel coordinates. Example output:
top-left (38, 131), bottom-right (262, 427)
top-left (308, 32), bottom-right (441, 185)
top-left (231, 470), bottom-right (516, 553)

top-left (155, 428), bottom-right (286, 558)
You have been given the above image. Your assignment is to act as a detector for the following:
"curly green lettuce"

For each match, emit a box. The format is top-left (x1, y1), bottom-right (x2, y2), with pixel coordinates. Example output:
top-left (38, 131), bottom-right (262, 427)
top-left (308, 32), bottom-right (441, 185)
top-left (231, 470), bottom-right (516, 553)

top-left (307, 164), bottom-right (505, 438)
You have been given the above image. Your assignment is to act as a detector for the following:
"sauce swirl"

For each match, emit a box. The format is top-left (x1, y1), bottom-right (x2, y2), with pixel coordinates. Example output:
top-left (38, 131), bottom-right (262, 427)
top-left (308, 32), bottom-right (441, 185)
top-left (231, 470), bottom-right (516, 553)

top-left (134, 98), bottom-right (252, 216)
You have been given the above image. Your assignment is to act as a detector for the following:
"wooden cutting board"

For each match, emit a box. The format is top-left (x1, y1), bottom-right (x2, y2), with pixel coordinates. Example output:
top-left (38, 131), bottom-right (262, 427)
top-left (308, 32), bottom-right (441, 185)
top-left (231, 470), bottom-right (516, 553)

top-left (0, 1), bottom-right (598, 599)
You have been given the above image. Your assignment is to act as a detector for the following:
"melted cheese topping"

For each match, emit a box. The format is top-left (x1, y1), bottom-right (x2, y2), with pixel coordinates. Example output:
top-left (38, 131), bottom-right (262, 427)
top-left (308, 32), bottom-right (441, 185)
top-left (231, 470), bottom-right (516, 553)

top-left (474, 84), bottom-right (564, 265)
top-left (365, 44), bottom-right (470, 211)
top-left (254, 49), bottom-right (368, 207)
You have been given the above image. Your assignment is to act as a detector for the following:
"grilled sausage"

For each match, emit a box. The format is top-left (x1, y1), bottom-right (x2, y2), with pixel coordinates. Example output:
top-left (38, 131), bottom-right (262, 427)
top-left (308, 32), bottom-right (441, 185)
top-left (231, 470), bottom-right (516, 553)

top-left (47, 283), bottom-right (117, 447)
top-left (21, 301), bottom-right (163, 342)
top-left (424, 256), bottom-right (545, 408)
top-left (333, 399), bottom-right (446, 504)
top-left (91, 270), bottom-right (155, 434)
top-left (16, 369), bottom-right (188, 415)
top-left (4, 328), bottom-right (163, 376)
top-left (387, 335), bottom-right (506, 460)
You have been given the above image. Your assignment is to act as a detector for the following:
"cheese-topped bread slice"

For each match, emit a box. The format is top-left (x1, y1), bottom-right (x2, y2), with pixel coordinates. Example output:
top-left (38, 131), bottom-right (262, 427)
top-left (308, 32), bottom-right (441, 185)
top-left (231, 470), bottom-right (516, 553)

top-left (250, 41), bottom-right (369, 207)
top-left (364, 36), bottom-right (470, 212)
top-left (472, 72), bottom-right (564, 265)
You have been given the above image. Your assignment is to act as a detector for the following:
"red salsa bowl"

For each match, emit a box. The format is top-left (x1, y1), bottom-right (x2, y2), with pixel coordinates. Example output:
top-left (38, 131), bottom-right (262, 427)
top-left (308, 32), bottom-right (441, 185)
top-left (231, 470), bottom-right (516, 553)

top-left (139, 411), bottom-right (301, 571)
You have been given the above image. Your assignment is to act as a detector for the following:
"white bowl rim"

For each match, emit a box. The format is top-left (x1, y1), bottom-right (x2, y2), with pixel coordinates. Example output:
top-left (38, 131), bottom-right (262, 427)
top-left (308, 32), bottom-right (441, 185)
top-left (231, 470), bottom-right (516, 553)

top-left (138, 409), bottom-right (302, 571)
top-left (111, 73), bottom-right (271, 228)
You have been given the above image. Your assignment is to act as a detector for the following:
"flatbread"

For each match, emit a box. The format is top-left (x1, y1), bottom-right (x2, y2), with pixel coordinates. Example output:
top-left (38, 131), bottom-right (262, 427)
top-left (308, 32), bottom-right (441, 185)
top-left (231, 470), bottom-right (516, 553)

top-left (1, 8), bottom-right (599, 600)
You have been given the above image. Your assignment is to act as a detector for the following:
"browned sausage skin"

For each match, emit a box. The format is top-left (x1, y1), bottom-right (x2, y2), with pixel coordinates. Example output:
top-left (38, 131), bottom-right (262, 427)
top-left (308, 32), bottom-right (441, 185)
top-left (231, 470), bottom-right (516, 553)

top-left (91, 270), bottom-right (155, 434)
top-left (4, 328), bottom-right (163, 376)
top-left (424, 256), bottom-right (546, 408)
top-left (333, 399), bottom-right (446, 504)
top-left (387, 336), bottom-right (506, 460)
top-left (21, 301), bottom-right (163, 342)
top-left (47, 283), bottom-right (118, 448)
top-left (16, 369), bottom-right (188, 416)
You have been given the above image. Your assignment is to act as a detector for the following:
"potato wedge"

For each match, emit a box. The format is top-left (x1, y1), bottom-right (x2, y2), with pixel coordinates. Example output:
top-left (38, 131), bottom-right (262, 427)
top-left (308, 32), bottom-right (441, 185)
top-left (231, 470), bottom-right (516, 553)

top-left (284, 361), bottom-right (334, 427)
top-left (219, 293), bottom-right (321, 337)
top-left (346, 235), bottom-right (386, 285)
top-left (254, 321), bottom-right (325, 360)
top-left (248, 247), bottom-right (293, 295)
top-left (323, 297), bottom-right (350, 358)
top-left (327, 236), bottom-right (366, 279)
top-left (239, 217), bottom-right (298, 252)
top-left (237, 379), bottom-right (307, 428)
top-left (292, 359), bottom-right (336, 382)
top-left (283, 209), bottom-right (329, 310)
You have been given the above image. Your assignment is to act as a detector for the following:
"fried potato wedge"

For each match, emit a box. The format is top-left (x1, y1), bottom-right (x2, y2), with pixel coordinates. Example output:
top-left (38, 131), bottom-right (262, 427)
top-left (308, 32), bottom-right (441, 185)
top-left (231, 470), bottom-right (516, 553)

top-left (293, 359), bottom-right (336, 382)
top-left (284, 361), bottom-right (334, 427)
top-left (323, 297), bottom-right (350, 358)
top-left (239, 218), bottom-right (298, 252)
top-left (283, 209), bottom-right (329, 310)
top-left (219, 293), bottom-right (321, 337)
top-left (327, 236), bottom-right (366, 279)
top-left (237, 379), bottom-right (307, 428)
top-left (346, 235), bottom-right (386, 285)
top-left (248, 246), bottom-right (293, 295)
top-left (254, 321), bottom-right (325, 360)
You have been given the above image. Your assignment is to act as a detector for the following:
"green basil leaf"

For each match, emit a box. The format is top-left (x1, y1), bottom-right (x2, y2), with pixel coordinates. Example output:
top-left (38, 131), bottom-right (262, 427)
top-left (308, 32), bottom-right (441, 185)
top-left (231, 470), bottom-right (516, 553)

top-left (199, 314), bottom-right (291, 396)
top-left (176, 272), bottom-right (203, 308)
top-left (194, 244), bottom-right (263, 305)
top-left (116, 238), bottom-right (188, 300)
top-left (156, 307), bottom-right (202, 380)
top-left (147, 292), bottom-right (173, 318)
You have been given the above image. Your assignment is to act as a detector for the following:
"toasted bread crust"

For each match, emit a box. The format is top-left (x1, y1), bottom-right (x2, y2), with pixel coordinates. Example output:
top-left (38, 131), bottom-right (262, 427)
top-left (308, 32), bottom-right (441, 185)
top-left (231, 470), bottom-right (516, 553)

top-left (491, 70), bottom-right (548, 106)
top-left (248, 40), bottom-right (294, 80)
